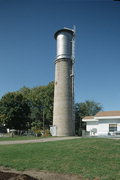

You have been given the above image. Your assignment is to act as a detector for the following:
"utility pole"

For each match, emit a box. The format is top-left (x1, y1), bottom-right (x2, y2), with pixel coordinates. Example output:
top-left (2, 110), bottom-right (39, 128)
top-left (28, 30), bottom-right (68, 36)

top-left (43, 109), bottom-right (45, 135)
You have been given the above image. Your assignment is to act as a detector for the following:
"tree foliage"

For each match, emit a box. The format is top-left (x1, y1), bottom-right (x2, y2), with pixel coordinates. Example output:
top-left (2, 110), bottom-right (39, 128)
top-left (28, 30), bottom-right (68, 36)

top-left (0, 92), bottom-right (31, 130)
top-left (75, 100), bottom-right (103, 135)
top-left (19, 81), bottom-right (54, 129)
top-left (0, 82), bottom-right (54, 131)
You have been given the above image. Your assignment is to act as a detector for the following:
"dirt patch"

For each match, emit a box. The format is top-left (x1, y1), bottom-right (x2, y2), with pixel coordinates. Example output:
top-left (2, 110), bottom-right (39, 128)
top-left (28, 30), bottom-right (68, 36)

top-left (0, 171), bottom-right (38, 180)
top-left (0, 167), bottom-right (83, 180)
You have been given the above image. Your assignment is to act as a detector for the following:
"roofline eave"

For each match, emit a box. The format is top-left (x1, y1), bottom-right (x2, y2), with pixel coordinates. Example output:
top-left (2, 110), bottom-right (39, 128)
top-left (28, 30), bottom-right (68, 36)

top-left (94, 116), bottom-right (120, 120)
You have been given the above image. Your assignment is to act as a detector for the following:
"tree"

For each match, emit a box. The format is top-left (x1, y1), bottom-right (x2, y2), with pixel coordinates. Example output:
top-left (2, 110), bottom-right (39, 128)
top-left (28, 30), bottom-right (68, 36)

top-left (19, 82), bottom-right (54, 130)
top-left (0, 92), bottom-right (31, 130)
top-left (75, 100), bottom-right (103, 135)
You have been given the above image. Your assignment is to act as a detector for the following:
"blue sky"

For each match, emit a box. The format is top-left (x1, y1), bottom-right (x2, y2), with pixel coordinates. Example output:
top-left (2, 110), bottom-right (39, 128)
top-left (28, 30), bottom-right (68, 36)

top-left (0, 0), bottom-right (120, 111)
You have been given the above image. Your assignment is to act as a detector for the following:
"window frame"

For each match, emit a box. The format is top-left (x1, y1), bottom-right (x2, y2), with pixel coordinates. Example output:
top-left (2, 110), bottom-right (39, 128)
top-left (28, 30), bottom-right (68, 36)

top-left (109, 124), bottom-right (117, 132)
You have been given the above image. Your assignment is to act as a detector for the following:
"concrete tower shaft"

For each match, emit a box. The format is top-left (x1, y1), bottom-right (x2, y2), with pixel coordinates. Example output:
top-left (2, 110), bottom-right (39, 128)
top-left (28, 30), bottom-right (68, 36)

top-left (53, 28), bottom-right (75, 136)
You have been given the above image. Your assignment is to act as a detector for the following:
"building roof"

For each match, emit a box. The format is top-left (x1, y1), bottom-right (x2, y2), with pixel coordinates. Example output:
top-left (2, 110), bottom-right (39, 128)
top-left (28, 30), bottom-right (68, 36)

top-left (95, 111), bottom-right (120, 117)
top-left (82, 111), bottom-right (120, 121)
top-left (83, 116), bottom-right (94, 120)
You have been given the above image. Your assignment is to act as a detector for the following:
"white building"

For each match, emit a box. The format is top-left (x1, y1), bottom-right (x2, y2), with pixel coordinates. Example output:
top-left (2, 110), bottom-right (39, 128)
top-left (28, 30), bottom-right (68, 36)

top-left (82, 111), bottom-right (120, 136)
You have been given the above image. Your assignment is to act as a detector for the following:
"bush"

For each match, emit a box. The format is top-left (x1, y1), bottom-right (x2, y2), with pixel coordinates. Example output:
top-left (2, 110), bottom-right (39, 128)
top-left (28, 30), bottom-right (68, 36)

top-left (44, 129), bottom-right (51, 137)
top-left (32, 129), bottom-right (42, 137)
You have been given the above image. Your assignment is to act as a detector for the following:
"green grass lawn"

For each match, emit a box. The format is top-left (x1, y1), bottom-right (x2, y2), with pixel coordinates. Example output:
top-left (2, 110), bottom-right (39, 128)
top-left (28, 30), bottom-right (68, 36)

top-left (0, 138), bottom-right (119, 180)
top-left (0, 136), bottom-right (38, 141)
top-left (0, 135), bottom-right (51, 141)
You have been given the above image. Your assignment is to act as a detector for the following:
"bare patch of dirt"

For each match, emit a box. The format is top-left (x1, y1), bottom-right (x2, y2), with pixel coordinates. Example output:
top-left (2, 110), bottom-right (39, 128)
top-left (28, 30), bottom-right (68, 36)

top-left (0, 167), bottom-right (83, 180)
top-left (0, 171), bottom-right (38, 180)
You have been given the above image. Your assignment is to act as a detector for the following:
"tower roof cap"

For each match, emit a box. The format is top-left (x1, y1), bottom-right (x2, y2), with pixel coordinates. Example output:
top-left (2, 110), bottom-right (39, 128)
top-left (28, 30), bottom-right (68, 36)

top-left (54, 28), bottom-right (74, 39)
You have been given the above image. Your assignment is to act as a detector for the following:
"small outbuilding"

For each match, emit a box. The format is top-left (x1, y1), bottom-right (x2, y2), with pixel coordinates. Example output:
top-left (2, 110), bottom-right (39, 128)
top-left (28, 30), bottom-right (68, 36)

top-left (82, 111), bottom-right (120, 136)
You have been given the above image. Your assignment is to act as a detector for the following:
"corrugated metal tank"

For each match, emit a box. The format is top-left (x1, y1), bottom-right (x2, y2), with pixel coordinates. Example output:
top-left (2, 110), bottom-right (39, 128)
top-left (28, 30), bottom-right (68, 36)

top-left (55, 29), bottom-right (73, 60)
top-left (53, 28), bottom-right (75, 136)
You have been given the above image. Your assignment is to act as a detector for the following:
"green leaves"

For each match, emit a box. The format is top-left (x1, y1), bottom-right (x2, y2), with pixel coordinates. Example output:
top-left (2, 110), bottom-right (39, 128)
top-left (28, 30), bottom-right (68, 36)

top-left (0, 82), bottom-right (54, 130)
top-left (0, 92), bottom-right (31, 130)
top-left (21, 82), bottom-right (54, 129)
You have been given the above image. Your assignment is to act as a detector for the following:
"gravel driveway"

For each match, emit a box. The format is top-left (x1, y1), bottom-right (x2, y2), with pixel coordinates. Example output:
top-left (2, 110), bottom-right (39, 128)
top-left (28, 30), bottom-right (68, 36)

top-left (0, 136), bottom-right (80, 145)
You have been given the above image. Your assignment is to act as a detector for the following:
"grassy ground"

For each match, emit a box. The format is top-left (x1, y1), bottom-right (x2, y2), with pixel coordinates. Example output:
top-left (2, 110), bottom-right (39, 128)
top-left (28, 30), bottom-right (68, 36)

top-left (0, 135), bottom-right (51, 141)
top-left (0, 138), bottom-right (119, 180)
top-left (0, 136), bottom-right (37, 141)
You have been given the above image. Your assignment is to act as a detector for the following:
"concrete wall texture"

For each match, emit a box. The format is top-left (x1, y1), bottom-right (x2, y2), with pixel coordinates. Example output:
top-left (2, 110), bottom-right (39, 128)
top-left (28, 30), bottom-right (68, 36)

top-left (53, 28), bottom-right (75, 136)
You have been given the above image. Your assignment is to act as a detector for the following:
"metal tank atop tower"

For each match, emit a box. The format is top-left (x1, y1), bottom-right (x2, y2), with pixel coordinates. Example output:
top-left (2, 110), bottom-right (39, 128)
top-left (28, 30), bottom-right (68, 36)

top-left (52, 27), bottom-right (75, 136)
top-left (54, 28), bottom-right (75, 60)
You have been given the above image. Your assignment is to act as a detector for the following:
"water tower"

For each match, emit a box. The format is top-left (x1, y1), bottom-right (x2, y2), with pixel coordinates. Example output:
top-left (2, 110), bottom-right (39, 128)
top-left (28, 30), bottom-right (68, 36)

top-left (53, 27), bottom-right (75, 136)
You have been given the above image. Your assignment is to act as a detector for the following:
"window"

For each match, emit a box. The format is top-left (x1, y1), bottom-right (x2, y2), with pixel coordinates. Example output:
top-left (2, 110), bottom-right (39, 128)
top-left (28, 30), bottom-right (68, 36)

top-left (109, 124), bottom-right (117, 132)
